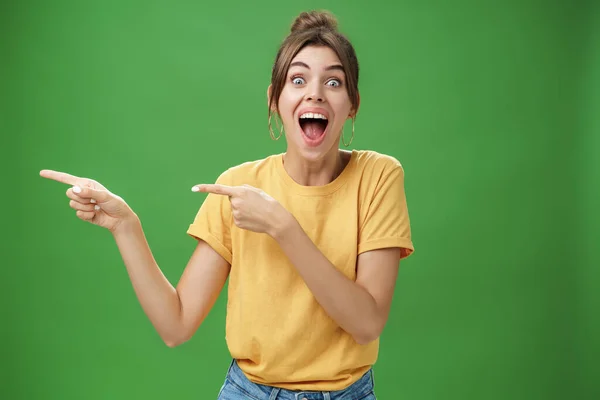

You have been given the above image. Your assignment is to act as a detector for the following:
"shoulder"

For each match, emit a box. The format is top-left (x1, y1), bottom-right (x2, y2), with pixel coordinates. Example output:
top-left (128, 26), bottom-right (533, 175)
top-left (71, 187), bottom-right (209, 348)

top-left (352, 150), bottom-right (405, 177)
top-left (215, 154), bottom-right (281, 185)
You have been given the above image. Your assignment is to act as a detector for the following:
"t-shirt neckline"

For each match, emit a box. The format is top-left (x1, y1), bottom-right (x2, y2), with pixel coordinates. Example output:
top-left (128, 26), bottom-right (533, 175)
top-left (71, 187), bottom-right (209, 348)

top-left (274, 149), bottom-right (358, 196)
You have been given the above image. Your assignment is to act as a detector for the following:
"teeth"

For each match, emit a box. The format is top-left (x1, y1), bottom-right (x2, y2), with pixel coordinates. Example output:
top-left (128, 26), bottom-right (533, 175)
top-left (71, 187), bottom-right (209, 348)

top-left (300, 112), bottom-right (327, 120)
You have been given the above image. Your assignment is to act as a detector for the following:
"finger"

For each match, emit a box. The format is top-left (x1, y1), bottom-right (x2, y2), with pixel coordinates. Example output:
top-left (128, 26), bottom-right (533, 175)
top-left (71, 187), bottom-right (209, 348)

top-left (71, 185), bottom-right (111, 203)
top-left (69, 200), bottom-right (98, 213)
top-left (192, 184), bottom-right (239, 197)
top-left (76, 210), bottom-right (96, 221)
top-left (40, 170), bottom-right (80, 186)
top-left (66, 188), bottom-right (95, 204)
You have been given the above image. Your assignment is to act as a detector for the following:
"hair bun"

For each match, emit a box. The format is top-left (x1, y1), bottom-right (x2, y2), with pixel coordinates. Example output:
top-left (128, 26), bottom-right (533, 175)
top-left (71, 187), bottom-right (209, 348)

top-left (290, 10), bottom-right (338, 33)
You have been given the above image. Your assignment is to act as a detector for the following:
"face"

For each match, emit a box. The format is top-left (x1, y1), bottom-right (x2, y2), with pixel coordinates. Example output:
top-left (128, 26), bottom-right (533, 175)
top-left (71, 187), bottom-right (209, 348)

top-left (270, 45), bottom-right (356, 161)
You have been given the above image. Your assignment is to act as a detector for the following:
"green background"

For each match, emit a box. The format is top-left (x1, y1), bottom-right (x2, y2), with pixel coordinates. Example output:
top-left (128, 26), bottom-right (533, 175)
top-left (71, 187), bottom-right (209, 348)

top-left (3, 0), bottom-right (598, 399)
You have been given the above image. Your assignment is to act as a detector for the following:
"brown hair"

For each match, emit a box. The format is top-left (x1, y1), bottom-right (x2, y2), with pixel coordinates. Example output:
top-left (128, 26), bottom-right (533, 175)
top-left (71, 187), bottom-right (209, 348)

top-left (269, 10), bottom-right (360, 120)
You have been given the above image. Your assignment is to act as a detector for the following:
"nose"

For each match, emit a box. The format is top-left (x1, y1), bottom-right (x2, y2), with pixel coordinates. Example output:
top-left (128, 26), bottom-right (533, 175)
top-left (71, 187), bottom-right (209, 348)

top-left (305, 83), bottom-right (325, 103)
top-left (306, 93), bottom-right (324, 102)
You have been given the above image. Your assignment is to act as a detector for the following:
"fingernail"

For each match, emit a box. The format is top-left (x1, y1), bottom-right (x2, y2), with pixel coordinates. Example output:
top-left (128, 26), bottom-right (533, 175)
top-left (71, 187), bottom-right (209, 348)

top-left (73, 186), bottom-right (81, 194)
top-left (90, 199), bottom-right (97, 204)
top-left (191, 186), bottom-right (199, 192)
top-left (94, 205), bottom-right (101, 211)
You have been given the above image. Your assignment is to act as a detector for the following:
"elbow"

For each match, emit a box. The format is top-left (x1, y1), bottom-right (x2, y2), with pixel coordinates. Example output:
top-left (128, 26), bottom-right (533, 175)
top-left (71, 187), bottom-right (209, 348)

top-left (353, 325), bottom-right (382, 346)
top-left (353, 316), bottom-right (386, 345)
top-left (162, 331), bottom-right (191, 348)
top-left (164, 340), bottom-right (181, 348)
top-left (164, 336), bottom-right (188, 348)
top-left (354, 333), bottom-right (379, 346)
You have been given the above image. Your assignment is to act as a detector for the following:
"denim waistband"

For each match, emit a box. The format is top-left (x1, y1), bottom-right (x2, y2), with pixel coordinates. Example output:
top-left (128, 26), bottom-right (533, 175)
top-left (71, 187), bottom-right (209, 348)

top-left (224, 359), bottom-right (375, 400)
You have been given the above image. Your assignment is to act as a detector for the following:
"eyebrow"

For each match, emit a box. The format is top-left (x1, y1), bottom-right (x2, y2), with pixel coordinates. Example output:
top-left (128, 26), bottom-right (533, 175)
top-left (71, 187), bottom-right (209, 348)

top-left (290, 61), bottom-right (345, 72)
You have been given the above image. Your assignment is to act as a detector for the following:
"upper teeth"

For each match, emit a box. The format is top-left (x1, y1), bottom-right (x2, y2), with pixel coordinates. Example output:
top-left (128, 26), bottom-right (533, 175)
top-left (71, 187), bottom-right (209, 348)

top-left (300, 112), bottom-right (327, 120)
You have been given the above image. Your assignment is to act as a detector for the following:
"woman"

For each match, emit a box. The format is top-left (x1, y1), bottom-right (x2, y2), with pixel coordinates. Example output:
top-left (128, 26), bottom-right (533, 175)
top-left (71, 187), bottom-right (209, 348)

top-left (40, 10), bottom-right (414, 400)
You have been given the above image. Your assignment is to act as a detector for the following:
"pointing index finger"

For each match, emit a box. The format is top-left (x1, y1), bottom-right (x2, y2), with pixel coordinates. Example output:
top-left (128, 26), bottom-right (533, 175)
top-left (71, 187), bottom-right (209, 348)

top-left (40, 170), bottom-right (81, 186)
top-left (193, 184), bottom-right (239, 197)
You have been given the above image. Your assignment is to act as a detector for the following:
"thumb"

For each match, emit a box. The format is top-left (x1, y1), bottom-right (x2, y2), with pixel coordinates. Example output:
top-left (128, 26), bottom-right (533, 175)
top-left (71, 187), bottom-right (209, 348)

top-left (72, 185), bottom-right (111, 203)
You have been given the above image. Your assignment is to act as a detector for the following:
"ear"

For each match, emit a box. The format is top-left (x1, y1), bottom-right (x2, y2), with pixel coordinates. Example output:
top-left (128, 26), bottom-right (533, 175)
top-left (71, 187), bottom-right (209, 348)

top-left (349, 91), bottom-right (361, 119)
top-left (267, 84), bottom-right (276, 112)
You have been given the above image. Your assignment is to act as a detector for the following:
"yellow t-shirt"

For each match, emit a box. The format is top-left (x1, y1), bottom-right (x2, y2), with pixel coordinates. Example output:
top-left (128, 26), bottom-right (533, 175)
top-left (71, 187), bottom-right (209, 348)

top-left (187, 149), bottom-right (414, 391)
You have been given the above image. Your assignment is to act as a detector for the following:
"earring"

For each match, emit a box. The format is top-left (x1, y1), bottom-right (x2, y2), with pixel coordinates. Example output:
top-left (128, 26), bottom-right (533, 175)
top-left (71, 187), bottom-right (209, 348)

top-left (342, 118), bottom-right (355, 147)
top-left (268, 112), bottom-right (284, 141)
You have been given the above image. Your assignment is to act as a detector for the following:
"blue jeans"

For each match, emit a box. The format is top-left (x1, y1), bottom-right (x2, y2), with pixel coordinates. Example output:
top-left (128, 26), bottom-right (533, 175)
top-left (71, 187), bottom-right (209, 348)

top-left (217, 359), bottom-right (376, 400)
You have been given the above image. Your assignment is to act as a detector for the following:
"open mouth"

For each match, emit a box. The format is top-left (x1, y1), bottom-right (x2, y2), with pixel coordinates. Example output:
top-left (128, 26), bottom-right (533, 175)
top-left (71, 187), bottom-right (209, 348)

top-left (299, 112), bottom-right (328, 143)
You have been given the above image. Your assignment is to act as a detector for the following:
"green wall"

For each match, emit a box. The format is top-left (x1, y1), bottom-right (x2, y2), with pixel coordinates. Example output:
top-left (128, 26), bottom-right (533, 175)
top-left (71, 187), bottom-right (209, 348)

top-left (577, 2), bottom-right (600, 398)
top-left (3, 1), bottom-right (597, 399)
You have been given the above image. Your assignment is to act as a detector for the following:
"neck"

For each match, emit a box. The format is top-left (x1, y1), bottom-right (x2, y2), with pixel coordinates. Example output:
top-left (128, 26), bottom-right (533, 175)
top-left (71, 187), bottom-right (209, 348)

top-left (282, 147), bottom-right (346, 187)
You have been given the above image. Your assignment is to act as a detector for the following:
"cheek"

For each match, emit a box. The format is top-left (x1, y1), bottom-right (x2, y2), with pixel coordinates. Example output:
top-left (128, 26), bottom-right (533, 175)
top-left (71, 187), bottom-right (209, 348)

top-left (277, 88), bottom-right (301, 122)
top-left (332, 98), bottom-right (353, 120)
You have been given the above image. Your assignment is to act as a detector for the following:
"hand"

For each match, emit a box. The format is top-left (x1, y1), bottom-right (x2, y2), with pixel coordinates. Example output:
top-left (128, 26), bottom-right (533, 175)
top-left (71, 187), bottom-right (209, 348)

top-left (40, 169), bottom-right (137, 233)
top-left (192, 183), bottom-right (290, 237)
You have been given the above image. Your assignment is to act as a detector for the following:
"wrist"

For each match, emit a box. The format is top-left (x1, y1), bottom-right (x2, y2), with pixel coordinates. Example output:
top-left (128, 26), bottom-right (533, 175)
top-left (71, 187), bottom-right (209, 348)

top-left (111, 212), bottom-right (141, 236)
top-left (269, 208), bottom-right (297, 242)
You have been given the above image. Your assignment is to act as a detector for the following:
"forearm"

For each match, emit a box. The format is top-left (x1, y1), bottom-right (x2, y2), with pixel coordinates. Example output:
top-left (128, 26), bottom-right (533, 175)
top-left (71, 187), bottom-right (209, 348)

top-left (273, 217), bottom-right (382, 344)
top-left (111, 216), bottom-right (184, 346)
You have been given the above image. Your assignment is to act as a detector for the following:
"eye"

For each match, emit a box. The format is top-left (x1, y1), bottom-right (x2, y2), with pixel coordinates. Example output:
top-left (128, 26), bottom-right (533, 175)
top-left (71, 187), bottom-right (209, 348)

top-left (326, 79), bottom-right (342, 87)
top-left (291, 77), bottom-right (305, 85)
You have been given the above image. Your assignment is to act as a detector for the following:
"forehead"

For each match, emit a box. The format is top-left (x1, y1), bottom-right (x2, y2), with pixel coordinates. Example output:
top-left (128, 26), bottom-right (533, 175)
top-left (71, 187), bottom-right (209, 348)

top-left (290, 45), bottom-right (342, 69)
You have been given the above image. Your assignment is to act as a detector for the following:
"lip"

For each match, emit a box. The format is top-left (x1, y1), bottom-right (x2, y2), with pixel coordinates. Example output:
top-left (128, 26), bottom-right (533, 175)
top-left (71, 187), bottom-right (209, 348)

top-left (297, 107), bottom-right (330, 120)
top-left (297, 107), bottom-right (330, 147)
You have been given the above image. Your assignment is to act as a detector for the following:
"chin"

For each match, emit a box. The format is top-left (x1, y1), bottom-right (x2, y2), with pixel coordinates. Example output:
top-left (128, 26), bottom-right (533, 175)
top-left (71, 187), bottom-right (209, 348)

top-left (293, 136), bottom-right (338, 162)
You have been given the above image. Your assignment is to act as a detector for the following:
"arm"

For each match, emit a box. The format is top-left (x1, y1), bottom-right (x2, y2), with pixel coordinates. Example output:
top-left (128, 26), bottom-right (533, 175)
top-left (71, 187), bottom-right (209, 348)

top-left (193, 164), bottom-right (412, 345)
top-left (38, 169), bottom-right (229, 348)
top-left (112, 216), bottom-right (230, 347)
top-left (273, 216), bottom-right (401, 345)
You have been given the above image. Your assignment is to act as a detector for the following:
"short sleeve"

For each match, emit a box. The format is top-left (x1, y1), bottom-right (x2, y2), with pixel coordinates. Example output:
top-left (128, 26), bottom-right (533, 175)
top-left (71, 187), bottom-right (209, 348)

top-left (186, 170), bottom-right (233, 264)
top-left (357, 166), bottom-right (414, 259)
